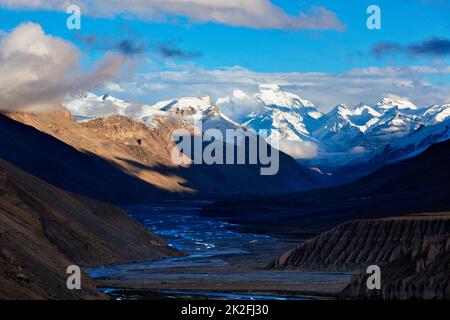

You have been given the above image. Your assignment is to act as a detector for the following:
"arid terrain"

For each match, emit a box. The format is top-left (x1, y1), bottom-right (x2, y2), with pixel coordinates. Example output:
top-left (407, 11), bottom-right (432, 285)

top-left (272, 215), bottom-right (450, 299)
top-left (1, 1), bottom-right (449, 303)
top-left (1, 108), bottom-right (449, 300)
top-left (0, 159), bottom-right (179, 299)
top-left (5, 108), bottom-right (318, 199)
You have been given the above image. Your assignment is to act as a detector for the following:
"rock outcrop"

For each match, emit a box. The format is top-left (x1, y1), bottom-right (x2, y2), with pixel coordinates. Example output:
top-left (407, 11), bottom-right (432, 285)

top-left (272, 216), bottom-right (450, 271)
top-left (340, 235), bottom-right (450, 299)
top-left (271, 215), bottom-right (450, 299)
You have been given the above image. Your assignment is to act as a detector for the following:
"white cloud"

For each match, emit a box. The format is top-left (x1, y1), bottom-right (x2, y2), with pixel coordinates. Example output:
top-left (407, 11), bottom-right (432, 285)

top-left (103, 81), bottom-right (125, 92)
top-left (0, 0), bottom-right (345, 31)
top-left (216, 89), bottom-right (262, 120)
top-left (347, 66), bottom-right (450, 76)
top-left (0, 23), bottom-right (127, 112)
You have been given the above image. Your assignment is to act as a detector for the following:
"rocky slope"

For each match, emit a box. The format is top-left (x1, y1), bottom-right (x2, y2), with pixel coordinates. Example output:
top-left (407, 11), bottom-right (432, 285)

top-left (0, 158), bottom-right (179, 299)
top-left (340, 234), bottom-right (450, 299)
top-left (271, 215), bottom-right (450, 299)
top-left (5, 109), bottom-right (321, 198)
top-left (5, 109), bottom-right (192, 195)
top-left (0, 112), bottom-right (172, 203)
top-left (82, 114), bottom-right (322, 195)
top-left (272, 216), bottom-right (450, 271)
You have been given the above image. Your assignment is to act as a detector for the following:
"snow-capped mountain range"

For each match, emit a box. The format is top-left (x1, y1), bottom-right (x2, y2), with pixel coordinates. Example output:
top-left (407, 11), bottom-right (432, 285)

top-left (217, 84), bottom-right (324, 143)
top-left (64, 85), bottom-right (450, 176)
top-left (64, 93), bottom-right (241, 131)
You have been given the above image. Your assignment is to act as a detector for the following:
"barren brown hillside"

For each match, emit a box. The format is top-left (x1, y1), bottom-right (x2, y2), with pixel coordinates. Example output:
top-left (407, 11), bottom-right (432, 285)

top-left (6, 108), bottom-right (320, 198)
top-left (7, 109), bottom-right (192, 193)
top-left (0, 159), bottom-right (179, 299)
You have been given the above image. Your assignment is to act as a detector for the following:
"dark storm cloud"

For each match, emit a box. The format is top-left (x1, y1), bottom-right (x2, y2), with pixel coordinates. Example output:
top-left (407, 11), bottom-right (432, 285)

top-left (157, 44), bottom-right (202, 59)
top-left (408, 38), bottom-right (450, 56)
top-left (76, 34), bottom-right (147, 56)
top-left (76, 34), bottom-right (202, 60)
top-left (371, 42), bottom-right (403, 58)
top-left (371, 37), bottom-right (450, 58)
top-left (115, 39), bottom-right (147, 55)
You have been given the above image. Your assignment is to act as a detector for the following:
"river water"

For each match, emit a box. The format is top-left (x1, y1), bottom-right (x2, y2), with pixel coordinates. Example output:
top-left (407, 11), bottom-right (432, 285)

top-left (88, 202), bottom-right (352, 300)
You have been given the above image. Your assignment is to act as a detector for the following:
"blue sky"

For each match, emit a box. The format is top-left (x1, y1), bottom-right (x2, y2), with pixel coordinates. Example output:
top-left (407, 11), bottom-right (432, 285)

top-left (0, 0), bottom-right (449, 111)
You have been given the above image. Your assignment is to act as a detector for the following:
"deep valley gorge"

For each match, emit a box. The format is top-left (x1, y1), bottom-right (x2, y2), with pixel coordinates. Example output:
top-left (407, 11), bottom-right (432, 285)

top-left (1, 101), bottom-right (449, 299)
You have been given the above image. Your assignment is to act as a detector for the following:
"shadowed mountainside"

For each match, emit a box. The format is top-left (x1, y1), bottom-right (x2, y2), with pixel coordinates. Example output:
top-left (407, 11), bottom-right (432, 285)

top-left (84, 115), bottom-right (320, 196)
top-left (340, 233), bottom-right (450, 299)
top-left (7, 110), bottom-right (195, 195)
top-left (202, 139), bottom-right (450, 238)
top-left (4, 109), bottom-right (321, 200)
top-left (271, 215), bottom-right (450, 299)
top-left (0, 113), bottom-right (171, 203)
top-left (0, 159), bottom-right (179, 299)
top-left (271, 215), bottom-right (450, 271)
top-left (0, 108), bottom-right (323, 299)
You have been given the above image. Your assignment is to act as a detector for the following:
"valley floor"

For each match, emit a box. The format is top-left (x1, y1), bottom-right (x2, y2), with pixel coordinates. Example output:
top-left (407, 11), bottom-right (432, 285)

top-left (88, 203), bottom-right (352, 300)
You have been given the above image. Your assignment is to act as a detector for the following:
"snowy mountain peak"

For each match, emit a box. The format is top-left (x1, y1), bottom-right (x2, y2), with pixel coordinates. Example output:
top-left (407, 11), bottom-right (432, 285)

top-left (231, 89), bottom-right (249, 100)
top-left (255, 84), bottom-right (315, 110)
top-left (64, 92), bottom-right (132, 120)
top-left (216, 90), bottom-right (251, 107)
top-left (335, 104), bottom-right (351, 112)
top-left (376, 97), bottom-right (418, 111)
top-left (82, 92), bottom-right (98, 99)
top-left (64, 91), bottom-right (450, 164)
top-left (422, 104), bottom-right (450, 124)
top-left (216, 86), bottom-right (324, 157)
top-left (328, 104), bottom-right (353, 119)
top-left (258, 83), bottom-right (282, 91)
top-left (352, 103), bottom-right (381, 117)
top-left (142, 95), bottom-right (244, 133)
top-left (157, 96), bottom-right (214, 113)
top-left (100, 93), bottom-right (127, 104)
